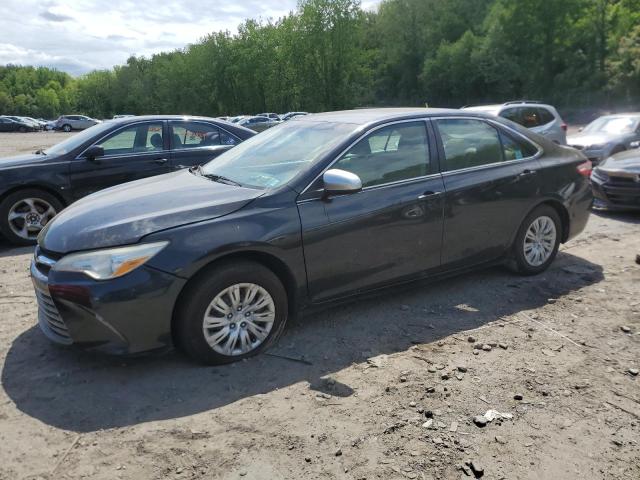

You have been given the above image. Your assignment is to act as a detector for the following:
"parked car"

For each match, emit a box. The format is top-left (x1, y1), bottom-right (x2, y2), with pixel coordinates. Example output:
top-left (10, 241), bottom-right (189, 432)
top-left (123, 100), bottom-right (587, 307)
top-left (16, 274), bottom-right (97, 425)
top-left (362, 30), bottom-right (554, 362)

top-left (282, 112), bottom-right (308, 121)
top-left (0, 115), bottom-right (255, 245)
top-left (463, 101), bottom-right (567, 145)
top-left (591, 146), bottom-right (640, 211)
top-left (258, 112), bottom-right (282, 121)
top-left (112, 114), bottom-right (135, 119)
top-left (567, 113), bottom-right (640, 165)
top-left (31, 108), bottom-right (592, 364)
top-left (5, 116), bottom-right (44, 130)
top-left (54, 115), bottom-right (101, 132)
top-left (23, 117), bottom-right (47, 129)
top-left (229, 115), bottom-right (248, 123)
top-left (0, 117), bottom-right (38, 132)
top-left (239, 115), bottom-right (279, 132)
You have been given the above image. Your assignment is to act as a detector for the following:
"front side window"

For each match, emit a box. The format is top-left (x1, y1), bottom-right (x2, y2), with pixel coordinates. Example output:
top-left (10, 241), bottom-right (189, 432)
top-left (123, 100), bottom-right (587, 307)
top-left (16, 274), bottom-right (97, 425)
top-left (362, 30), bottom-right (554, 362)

top-left (99, 122), bottom-right (164, 156)
top-left (436, 119), bottom-right (503, 171)
top-left (332, 122), bottom-right (430, 188)
top-left (170, 121), bottom-right (237, 149)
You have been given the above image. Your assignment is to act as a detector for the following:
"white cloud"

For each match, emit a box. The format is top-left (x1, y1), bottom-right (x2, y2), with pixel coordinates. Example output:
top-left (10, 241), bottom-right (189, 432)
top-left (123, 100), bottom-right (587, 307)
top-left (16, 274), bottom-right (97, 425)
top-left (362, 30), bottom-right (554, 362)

top-left (0, 0), bottom-right (381, 75)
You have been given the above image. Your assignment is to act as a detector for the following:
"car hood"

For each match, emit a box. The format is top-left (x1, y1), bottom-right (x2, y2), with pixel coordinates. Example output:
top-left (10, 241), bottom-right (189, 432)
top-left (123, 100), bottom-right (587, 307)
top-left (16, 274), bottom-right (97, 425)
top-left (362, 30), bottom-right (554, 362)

top-left (567, 133), bottom-right (622, 147)
top-left (598, 150), bottom-right (640, 174)
top-left (40, 169), bottom-right (264, 253)
top-left (0, 153), bottom-right (49, 169)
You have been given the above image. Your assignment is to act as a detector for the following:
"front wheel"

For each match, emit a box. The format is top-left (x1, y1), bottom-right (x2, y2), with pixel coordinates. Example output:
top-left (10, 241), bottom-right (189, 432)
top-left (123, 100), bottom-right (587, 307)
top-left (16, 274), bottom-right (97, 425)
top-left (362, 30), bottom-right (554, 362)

top-left (175, 261), bottom-right (288, 365)
top-left (0, 189), bottom-right (63, 245)
top-left (511, 205), bottom-right (561, 275)
top-left (62, 124), bottom-right (72, 132)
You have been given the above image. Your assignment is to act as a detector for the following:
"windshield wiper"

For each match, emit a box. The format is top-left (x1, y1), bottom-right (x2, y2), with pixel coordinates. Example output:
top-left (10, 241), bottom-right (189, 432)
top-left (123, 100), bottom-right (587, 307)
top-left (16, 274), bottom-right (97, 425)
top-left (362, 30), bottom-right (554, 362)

top-left (190, 165), bottom-right (242, 186)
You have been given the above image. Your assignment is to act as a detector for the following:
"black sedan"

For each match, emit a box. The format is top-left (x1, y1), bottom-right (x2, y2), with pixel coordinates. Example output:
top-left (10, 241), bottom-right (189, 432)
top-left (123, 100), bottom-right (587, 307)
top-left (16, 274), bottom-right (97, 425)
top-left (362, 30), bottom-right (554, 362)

top-left (31, 109), bottom-right (592, 365)
top-left (591, 148), bottom-right (640, 210)
top-left (0, 115), bottom-right (255, 245)
top-left (0, 116), bottom-right (38, 132)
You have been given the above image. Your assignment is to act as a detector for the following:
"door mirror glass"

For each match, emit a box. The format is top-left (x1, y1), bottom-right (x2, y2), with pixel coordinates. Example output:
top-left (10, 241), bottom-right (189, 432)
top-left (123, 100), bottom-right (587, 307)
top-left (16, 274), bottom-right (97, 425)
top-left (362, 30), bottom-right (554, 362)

top-left (84, 145), bottom-right (104, 160)
top-left (323, 169), bottom-right (362, 194)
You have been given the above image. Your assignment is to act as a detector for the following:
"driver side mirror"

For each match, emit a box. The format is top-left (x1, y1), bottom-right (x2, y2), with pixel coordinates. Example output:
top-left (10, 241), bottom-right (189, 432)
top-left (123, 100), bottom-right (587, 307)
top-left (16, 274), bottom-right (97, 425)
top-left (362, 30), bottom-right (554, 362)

top-left (83, 145), bottom-right (104, 160)
top-left (323, 169), bottom-right (362, 195)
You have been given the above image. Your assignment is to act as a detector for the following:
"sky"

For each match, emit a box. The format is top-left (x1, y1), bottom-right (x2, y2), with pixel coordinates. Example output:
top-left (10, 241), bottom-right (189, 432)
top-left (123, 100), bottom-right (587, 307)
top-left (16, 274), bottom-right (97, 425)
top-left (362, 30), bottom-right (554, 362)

top-left (0, 0), bottom-right (380, 76)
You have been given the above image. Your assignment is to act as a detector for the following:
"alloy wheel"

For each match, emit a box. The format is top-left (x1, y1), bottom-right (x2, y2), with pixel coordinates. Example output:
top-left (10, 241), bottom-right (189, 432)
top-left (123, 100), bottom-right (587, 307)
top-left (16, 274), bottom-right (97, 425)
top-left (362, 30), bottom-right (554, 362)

top-left (7, 198), bottom-right (57, 241)
top-left (523, 215), bottom-right (556, 267)
top-left (202, 283), bottom-right (276, 356)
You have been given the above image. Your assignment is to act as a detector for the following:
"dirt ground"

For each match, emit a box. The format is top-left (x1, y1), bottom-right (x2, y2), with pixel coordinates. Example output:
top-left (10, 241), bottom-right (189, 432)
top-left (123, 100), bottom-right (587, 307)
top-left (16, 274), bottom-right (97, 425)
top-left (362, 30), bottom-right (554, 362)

top-left (0, 132), bottom-right (639, 480)
top-left (0, 131), bottom-right (75, 157)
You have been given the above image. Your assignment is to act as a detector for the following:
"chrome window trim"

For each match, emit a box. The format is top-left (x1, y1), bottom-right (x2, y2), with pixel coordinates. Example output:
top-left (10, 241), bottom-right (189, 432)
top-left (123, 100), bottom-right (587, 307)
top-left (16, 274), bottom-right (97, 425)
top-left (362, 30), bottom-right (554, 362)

top-left (299, 118), bottom-right (433, 196)
top-left (75, 120), bottom-right (168, 161)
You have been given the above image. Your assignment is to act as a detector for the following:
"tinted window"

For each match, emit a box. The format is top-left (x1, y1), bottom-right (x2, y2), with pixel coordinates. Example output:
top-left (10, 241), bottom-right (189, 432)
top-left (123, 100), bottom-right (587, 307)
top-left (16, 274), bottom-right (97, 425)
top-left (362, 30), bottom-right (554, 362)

top-left (537, 108), bottom-right (554, 125)
top-left (500, 108), bottom-right (521, 124)
top-left (500, 132), bottom-right (538, 160)
top-left (333, 122), bottom-right (430, 188)
top-left (436, 119), bottom-right (503, 171)
top-left (99, 123), bottom-right (164, 156)
top-left (170, 121), bottom-right (237, 149)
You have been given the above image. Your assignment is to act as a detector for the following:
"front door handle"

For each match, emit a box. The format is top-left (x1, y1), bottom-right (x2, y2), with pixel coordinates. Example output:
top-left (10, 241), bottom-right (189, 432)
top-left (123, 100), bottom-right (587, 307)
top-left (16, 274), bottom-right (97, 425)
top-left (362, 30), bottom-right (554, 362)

top-left (154, 158), bottom-right (168, 165)
top-left (518, 169), bottom-right (537, 178)
top-left (418, 191), bottom-right (443, 200)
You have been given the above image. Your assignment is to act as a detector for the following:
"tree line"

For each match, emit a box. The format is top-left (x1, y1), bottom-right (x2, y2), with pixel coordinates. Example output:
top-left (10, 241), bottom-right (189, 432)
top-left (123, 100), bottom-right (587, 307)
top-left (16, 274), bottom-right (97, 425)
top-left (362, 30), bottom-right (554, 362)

top-left (1, 0), bottom-right (639, 119)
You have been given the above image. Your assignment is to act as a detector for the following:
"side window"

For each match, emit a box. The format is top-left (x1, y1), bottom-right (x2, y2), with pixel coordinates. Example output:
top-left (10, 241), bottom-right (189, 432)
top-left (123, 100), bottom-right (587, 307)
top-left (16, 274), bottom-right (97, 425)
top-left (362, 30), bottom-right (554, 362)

top-left (500, 131), bottom-right (538, 161)
top-left (436, 119), bottom-right (503, 171)
top-left (333, 121), bottom-right (430, 188)
top-left (500, 108), bottom-right (521, 124)
top-left (170, 122), bottom-right (237, 149)
top-left (537, 108), bottom-right (554, 125)
top-left (99, 123), bottom-right (164, 156)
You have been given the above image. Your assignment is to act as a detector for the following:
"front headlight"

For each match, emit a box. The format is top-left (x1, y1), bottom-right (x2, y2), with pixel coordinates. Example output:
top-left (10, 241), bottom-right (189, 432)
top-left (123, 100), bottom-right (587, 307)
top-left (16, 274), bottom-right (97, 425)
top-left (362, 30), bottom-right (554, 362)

top-left (52, 241), bottom-right (168, 280)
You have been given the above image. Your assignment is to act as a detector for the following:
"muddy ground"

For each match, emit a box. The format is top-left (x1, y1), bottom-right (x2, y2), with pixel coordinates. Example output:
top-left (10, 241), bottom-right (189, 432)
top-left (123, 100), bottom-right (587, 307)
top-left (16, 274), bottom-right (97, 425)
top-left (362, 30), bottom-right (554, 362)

top-left (0, 132), bottom-right (639, 480)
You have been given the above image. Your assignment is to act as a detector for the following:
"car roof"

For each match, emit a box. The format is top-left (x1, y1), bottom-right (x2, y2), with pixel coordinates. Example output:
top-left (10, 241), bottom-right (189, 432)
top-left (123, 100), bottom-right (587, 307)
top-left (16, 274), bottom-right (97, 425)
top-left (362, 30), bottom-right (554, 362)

top-left (107, 115), bottom-right (237, 124)
top-left (293, 108), bottom-right (462, 125)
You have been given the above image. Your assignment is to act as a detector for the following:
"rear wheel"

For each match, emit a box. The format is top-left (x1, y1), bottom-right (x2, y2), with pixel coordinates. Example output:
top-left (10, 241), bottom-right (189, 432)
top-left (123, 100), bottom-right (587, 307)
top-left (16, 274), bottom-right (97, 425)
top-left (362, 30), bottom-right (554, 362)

top-left (511, 205), bottom-right (561, 275)
top-left (175, 261), bottom-right (288, 365)
top-left (0, 189), bottom-right (63, 245)
top-left (18, 126), bottom-right (26, 133)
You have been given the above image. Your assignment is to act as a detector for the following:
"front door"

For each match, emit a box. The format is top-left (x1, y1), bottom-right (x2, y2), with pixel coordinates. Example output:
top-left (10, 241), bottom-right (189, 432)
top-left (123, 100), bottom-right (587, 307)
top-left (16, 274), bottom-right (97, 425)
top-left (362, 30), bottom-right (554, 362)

top-left (433, 117), bottom-right (542, 268)
top-left (69, 121), bottom-right (172, 199)
top-left (168, 120), bottom-right (238, 170)
top-left (298, 120), bottom-right (445, 302)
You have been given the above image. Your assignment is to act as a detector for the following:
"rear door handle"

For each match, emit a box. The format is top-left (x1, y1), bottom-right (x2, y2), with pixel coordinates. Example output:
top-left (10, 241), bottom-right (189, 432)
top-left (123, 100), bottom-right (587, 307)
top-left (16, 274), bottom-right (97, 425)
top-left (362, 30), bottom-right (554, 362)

top-left (154, 158), bottom-right (168, 165)
top-left (518, 169), bottom-right (537, 178)
top-left (418, 191), bottom-right (443, 200)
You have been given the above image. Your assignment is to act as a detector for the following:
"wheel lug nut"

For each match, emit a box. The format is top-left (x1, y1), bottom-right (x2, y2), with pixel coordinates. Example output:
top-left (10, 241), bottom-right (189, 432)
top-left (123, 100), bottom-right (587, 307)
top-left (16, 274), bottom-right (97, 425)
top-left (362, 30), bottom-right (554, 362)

top-left (245, 312), bottom-right (250, 317)
top-left (227, 314), bottom-right (233, 319)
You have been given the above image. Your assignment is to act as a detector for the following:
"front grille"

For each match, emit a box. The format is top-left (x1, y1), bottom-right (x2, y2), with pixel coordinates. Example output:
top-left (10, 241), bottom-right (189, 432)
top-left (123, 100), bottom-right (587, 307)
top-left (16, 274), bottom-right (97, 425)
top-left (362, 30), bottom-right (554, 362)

top-left (36, 289), bottom-right (71, 340)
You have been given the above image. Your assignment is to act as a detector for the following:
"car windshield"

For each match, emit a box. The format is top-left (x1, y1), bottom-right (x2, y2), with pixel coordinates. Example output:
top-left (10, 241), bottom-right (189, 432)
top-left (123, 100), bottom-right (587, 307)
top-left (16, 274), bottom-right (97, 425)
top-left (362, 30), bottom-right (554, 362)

top-left (44, 122), bottom-right (114, 156)
top-left (201, 120), bottom-right (357, 189)
top-left (584, 116), bottom-right (639, 134)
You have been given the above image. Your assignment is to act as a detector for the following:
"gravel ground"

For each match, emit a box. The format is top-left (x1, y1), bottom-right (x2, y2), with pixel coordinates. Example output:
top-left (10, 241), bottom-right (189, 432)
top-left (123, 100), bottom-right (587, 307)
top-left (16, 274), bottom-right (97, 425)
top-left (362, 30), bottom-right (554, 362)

top-left (0, 131), bottom-right (75, 157)
top-left (0, 130), bottom-right (639, 480)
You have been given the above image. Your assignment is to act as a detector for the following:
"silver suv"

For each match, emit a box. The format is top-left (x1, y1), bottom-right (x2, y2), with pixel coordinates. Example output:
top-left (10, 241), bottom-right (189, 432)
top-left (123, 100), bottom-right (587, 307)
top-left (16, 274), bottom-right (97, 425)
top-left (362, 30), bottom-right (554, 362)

top-left (462, 101), bottom-right (567, 145)
top-left (55, 115), bottom-right (100, 132)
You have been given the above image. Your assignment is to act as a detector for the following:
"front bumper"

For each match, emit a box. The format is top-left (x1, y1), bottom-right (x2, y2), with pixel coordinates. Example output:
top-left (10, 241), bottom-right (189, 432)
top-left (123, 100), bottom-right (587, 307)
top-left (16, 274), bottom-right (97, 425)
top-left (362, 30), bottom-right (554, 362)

top-left (30, 251), bottom-right (187, 355)
top-left (591, 171), bottom-right (640, 211)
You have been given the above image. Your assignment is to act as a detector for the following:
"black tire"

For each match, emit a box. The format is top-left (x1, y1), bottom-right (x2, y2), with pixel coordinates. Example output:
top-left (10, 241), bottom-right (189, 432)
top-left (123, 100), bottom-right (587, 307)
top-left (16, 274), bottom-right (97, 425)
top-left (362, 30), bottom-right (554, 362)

top-left (511, 205), bottom-right (562, 276)
top-left (175, 260), bottom-right (288, 365)
top-left (62, 124), bottom-right (72, 132)
top-left (0, 189), bottom-right (63, 246)
top-left (19, 126), bottom-right (26, 133)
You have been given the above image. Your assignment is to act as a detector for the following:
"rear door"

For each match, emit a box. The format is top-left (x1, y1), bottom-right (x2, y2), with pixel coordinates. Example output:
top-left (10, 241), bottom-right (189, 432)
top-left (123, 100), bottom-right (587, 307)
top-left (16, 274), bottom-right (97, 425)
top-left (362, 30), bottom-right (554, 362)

top-left (298, 120), bottom-right (445, 302)
top-left (169, 120), bottom-right (239, 170)
top-left (434, 117), bottom-right (542, 268)
top-left (69, 121), bottom-right (172, 199)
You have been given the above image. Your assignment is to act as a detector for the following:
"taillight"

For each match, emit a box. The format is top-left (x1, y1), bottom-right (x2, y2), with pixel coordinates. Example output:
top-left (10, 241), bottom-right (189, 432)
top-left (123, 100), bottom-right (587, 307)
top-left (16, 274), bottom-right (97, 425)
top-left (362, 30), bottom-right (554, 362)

top-left (577, 160), bottom-right (592, 177)
top-left (561, 123), bottom-right (568, 132)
